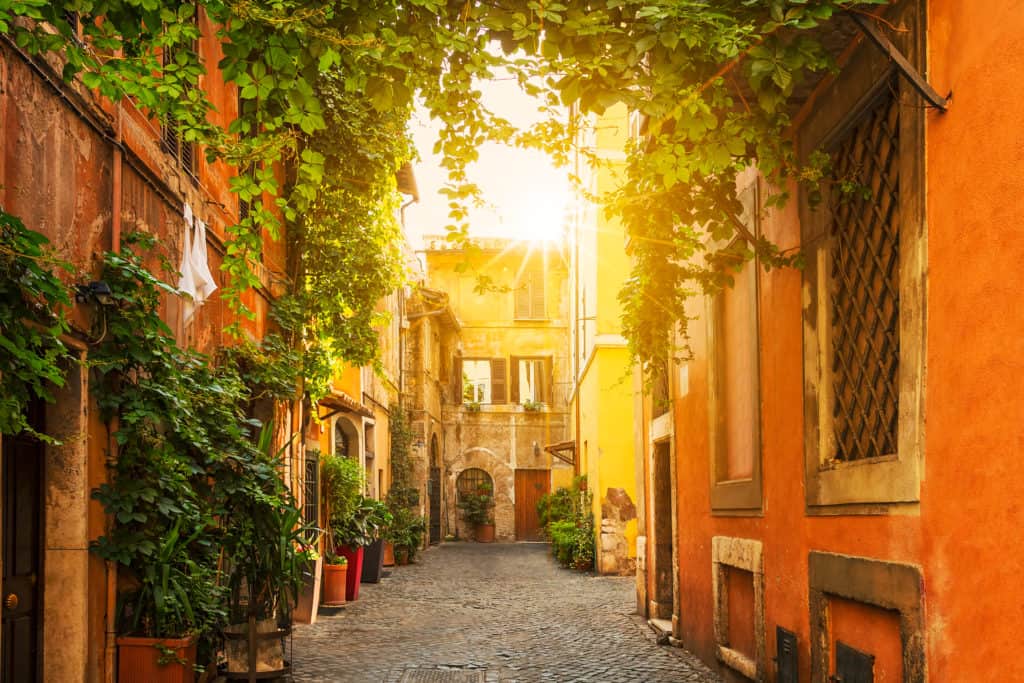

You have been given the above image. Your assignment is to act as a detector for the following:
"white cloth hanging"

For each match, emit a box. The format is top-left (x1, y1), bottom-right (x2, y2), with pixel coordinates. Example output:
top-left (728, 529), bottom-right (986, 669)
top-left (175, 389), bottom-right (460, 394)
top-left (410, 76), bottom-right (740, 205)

top-left (190, 217), bottom-right (217, 302)
top-left (178, 203), bottom-right (198, 323)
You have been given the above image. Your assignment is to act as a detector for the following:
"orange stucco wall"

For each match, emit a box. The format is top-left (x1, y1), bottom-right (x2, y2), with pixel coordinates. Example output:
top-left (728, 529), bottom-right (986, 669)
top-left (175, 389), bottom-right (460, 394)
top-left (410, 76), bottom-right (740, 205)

top-left (652, 1), bottom-right (1024, 680)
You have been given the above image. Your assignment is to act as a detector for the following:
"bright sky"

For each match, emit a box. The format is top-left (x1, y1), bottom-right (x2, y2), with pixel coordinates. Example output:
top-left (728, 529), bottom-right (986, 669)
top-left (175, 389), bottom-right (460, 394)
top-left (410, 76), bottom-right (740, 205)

top-left (404, 77), bottom-right (570, 249)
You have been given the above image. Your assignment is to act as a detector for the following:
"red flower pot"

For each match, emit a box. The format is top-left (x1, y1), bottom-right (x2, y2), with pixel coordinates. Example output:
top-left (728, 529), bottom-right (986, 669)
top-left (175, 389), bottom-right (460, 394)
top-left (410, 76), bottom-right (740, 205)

top-left (117, 635), bottom-right (196, 683)
top-left (337, 545), bottom-right (364, 601)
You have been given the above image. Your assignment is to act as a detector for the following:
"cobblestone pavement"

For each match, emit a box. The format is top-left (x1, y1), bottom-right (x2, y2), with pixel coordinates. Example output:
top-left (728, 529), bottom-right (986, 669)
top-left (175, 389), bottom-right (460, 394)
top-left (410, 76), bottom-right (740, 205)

top-left (292, 542), bottom-right (719, 683)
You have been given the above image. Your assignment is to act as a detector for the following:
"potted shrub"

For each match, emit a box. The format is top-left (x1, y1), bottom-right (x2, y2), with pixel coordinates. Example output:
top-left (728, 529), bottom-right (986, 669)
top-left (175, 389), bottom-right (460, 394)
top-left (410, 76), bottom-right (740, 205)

top-left (293, 542), bottom-right (323, 624)
top-left (386, 505), bottom-right (427, 564)
top-left (219, 428), bottom-right (309, 677)
top-left (320, 453), bottom-right (364, 600)
top-left (356, 497), bottom-right (393, 583)
top-left (108, 520), bottom-right (224, 683)
top-left (457, 483), bottom-right (495, 542)
top-left (321, 552), bottom-right (348, 606)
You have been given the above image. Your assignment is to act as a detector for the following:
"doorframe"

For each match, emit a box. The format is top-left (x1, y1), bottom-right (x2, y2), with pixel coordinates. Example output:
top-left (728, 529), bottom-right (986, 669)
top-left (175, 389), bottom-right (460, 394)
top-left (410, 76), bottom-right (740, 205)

top-left (647, 411), bottom-right (679, 635)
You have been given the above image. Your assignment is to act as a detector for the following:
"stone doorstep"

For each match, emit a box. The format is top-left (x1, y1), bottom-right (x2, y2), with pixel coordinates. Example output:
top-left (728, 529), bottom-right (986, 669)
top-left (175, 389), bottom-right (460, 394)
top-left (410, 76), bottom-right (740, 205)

top-left (648, 618), bottom-right (673, 646)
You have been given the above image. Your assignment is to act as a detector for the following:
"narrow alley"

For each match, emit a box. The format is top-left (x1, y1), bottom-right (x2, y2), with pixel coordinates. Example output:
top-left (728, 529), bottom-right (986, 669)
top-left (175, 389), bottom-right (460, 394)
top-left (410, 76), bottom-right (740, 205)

top-left (291, 544), bottom-right (718, 683)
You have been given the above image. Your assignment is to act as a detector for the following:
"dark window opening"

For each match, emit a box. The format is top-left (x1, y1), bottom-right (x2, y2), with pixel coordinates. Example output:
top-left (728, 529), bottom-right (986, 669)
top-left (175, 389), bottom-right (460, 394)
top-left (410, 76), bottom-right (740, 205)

top-left (456, 468), bottom-right (493, 502)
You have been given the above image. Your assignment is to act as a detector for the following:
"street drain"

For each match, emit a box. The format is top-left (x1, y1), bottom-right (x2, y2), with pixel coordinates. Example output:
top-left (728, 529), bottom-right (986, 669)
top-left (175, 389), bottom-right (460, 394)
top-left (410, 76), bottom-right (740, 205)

top-left (398, 669), bottom-right (486, 682)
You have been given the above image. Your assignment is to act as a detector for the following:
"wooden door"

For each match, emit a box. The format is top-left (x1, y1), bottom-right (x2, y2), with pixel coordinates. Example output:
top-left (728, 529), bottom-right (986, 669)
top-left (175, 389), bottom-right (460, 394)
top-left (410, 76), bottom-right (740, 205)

top-left (2, 401), bottom-right (44, 683)
top-left (514, 469), bottom-right (549, 540)
top-left (428, 467), bottom-right (442, 544)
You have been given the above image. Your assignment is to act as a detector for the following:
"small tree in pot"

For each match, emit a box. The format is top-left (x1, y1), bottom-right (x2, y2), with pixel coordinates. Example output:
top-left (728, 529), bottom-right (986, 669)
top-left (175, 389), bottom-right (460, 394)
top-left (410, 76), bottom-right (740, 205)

top-left (457, 483), bottom-right (495, 542)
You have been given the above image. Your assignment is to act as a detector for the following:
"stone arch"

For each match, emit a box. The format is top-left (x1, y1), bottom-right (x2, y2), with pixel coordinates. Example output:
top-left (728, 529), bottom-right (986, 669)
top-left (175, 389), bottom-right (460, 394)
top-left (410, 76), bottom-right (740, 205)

top-left (448, 447), bottom-right (515, 540)
top-left (333, 415), bottom-right (360, 458)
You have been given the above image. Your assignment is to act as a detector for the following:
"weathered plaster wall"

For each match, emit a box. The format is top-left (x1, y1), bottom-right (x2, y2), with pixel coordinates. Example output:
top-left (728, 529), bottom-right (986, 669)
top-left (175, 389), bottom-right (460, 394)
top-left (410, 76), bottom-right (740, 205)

top-left (644, 2), bottom-right (1024, 681)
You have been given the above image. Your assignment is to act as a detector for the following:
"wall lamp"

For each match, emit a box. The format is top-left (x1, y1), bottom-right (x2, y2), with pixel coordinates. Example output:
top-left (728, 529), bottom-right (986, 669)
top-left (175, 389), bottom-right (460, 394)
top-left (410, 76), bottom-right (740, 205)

top-left (75, 281), bottom-right (115, 306)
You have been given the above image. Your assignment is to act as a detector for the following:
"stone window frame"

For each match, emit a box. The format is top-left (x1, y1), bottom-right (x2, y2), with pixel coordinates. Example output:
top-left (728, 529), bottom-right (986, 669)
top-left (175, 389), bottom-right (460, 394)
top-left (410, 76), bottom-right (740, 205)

top-left (712, 536), bottom-right (766, 680)
top-left (799, 0), bottom-right (926, 512)
top-left (707, 176), bottom-right (763, 514)
top-left (808, 551), bottom-right (925, 682)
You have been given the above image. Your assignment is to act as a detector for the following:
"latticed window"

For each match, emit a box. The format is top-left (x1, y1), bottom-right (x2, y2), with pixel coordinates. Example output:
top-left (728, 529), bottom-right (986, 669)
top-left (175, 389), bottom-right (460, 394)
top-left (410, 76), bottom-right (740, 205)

top-left (303, 452), bottom-right (319, 527)
top-left (456, 468), bottom-right (492, 501)
top-left (828, 79), bottom-right (900, 461)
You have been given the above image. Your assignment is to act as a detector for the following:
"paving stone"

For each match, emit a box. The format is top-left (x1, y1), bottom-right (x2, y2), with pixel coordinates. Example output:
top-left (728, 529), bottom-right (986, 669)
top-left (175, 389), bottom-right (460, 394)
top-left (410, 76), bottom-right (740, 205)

top-left (291, 543), bottom-right (719, 682)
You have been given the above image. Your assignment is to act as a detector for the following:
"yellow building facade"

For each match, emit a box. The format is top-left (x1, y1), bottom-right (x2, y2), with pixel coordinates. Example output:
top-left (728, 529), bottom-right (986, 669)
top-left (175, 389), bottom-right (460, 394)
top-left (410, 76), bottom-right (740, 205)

top-left (569, 103), bottom-right (639, 575)
top-left (422, 237), bottom-right (572, 541)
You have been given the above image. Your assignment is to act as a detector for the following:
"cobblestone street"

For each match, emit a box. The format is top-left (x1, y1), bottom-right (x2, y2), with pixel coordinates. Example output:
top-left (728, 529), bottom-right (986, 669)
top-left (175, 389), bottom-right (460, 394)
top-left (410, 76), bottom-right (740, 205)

top-left (292, 543), bottom-right (719, 682)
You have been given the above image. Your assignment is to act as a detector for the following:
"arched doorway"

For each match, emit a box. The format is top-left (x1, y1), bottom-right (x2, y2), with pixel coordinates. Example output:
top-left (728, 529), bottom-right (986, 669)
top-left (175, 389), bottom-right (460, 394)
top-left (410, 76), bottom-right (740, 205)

top-left (333, 417), bottom-right (359, 459)
top-left (428, 434), bottom-right (441, 544)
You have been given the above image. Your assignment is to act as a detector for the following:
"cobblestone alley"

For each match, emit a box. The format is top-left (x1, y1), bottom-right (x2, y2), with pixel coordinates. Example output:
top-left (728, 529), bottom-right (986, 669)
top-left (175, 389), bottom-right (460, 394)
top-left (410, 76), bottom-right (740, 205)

top-left (292, 543), bottom-right (719, 682)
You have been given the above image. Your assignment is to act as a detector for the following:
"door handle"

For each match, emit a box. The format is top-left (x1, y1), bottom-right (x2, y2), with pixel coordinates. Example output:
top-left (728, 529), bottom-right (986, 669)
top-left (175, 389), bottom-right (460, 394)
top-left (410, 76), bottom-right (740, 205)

top-left (4, 593), bottom-right (19, 610)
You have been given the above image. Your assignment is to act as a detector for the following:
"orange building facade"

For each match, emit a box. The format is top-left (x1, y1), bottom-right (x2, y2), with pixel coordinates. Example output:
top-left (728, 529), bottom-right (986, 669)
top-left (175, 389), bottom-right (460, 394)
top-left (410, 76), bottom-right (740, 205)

top-left (0, 11), bottom-right (292, 682)
top-left (634, 1), bottom-right (1024, 681)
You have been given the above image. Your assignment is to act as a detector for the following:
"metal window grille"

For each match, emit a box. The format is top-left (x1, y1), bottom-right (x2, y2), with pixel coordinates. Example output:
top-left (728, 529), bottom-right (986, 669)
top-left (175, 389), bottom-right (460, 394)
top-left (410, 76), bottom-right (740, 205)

top-left (456, 468), bottom-right (492, 502)
top-left (828, 80), bottom-right (900, 462)
top-left (303, 452), bottom-right (319, 528)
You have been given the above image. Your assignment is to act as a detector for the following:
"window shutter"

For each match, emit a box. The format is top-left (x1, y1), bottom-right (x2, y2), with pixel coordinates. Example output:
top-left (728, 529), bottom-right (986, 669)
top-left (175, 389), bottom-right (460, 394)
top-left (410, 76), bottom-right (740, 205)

top-left (531, 270), bottom-right (545, 318)
top-left (509, 356), bottom-right (521, 404)
top-left (490, 358), bottom-right (507, 404)
top-left (451, 356), bottom-right (462, 402)
top-left (515, 281), bottom-right (529, 318)
top-left (543, 357), bottom-right (553, 403)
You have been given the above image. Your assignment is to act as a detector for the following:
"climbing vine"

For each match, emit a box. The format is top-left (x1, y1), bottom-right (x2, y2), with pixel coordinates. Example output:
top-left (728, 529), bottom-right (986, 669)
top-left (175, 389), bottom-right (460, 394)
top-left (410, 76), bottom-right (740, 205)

top-left (0, 209), bottom-right (70, 437)
top-left (1, 0), bottom-right (890, 387)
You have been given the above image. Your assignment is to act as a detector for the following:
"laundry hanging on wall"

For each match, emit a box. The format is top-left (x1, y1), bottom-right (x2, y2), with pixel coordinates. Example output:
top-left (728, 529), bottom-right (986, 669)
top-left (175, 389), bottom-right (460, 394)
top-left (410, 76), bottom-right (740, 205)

top-left (178, 202), bottom-right (218, 323)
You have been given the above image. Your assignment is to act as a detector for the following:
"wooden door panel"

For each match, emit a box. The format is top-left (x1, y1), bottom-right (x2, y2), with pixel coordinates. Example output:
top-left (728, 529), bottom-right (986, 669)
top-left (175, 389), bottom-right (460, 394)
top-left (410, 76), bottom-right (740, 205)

top-left (514, 470), bottom-right (549, 541)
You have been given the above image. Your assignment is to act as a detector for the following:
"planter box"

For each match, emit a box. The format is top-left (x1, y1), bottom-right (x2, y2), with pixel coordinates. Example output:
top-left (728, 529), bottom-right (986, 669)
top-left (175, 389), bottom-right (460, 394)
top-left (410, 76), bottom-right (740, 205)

top-left (383, 540), bottom-right (395, 567)
top-left (361, 538), bottom-right (385, 583)
top-left (117, 635), bottom-right (196, 683)
top-left (223, 619), bottom-right (288, 675)
top-left (337, 545), bottom-right (364, 601)
top-left (293, 556), bottom-right (323, 624)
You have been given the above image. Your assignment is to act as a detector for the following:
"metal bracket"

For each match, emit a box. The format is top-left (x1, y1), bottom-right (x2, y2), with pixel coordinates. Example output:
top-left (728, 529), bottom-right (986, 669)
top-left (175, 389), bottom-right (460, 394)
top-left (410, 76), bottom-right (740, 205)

top-left (849, 11), bottom-right (950, 112)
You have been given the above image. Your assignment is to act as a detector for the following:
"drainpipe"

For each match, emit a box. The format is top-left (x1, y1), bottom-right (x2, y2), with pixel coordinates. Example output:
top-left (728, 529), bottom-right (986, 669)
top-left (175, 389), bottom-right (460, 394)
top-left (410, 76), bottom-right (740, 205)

top-left (104, 101), bottom-right (123, 683)
top-left (572, 109), bottom-right (581, 477)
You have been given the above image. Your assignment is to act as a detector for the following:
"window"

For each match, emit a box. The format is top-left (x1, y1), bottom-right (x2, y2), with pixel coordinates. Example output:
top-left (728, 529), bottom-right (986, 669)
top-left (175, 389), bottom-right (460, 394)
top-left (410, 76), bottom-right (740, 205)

top-left (514, 268), bottom-right (545, 319)
top-left (708, 178), bottom-right (761, 513)
top-left (462, 358), bottom-right (507, 404)
top-left (799, 0), bottom-right (925, 509)
top-left (303, 452), bottom-right (319, 528)
top-left (161, 10), bottom-right (199, 181)
top-left (510, 356), bottom-right (552, 405)
top-left (456, 468), bottom-right (493, 502)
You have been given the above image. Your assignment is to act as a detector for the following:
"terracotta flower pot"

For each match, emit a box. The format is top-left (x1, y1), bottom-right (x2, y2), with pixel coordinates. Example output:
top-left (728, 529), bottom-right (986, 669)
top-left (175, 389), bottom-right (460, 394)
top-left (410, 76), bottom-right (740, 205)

top-left (474, 523), bottom-right (495, 543)
top-left (322, 562), bottom-right (348, 606)
top-left (394, 546), bottom-right (410, 565)
top-left (116, 635), bottom-right (196, 683)
top-left (383, 540), bottom-right (396, 567)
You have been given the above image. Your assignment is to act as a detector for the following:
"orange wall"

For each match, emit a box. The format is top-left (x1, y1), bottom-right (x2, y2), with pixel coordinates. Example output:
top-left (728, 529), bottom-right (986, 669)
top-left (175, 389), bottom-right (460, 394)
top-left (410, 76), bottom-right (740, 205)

top-left (661, 2), bottom-right (1024, 680)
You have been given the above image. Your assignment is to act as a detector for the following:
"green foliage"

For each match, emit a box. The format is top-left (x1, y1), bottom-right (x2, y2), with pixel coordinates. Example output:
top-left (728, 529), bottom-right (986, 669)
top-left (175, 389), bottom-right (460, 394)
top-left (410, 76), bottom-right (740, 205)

top-left (387, 404), bottom-right (419, 509)
top-left (334, 495), bottom-right (393, 548)
top-left (0, 209), bottom-right (71, 438)
top-left (385, 505), bottom-right (426, 560)
top-left (320, 452), bottom-right (364, 533)
top-left (88, 235), bottom-right (304, 635)
top-left (541, 477), bottom-right (593, 570)
top-left (457, 487), bottom-right (494, 527)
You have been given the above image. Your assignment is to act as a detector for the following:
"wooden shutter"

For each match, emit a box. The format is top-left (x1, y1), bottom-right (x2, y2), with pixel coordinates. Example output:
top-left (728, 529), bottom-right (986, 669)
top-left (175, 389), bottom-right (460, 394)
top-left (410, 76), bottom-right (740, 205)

top-left (509, 356), bottom-right (521, 404)
top-left (490, 358), bottom-right (507, 404)
top-left (542, 357), bottom-right (553, 403)
top-left (515, 281), bottom-right (529, 318)
top-left (530, 270), bottom-right (545, 318)
top-left (451, 356), bottom-right (462, 402)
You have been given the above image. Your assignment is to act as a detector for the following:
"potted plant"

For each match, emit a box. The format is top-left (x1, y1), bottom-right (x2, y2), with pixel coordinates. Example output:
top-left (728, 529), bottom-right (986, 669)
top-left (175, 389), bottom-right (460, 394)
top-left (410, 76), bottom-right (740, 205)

top-left (219, 428), bottom-right (309, 678)
top-left (457, 483), bottom-right (495, 542)
top-left (356, 497), bottom-right (393, 583)
top-left (522, 398), bottom-right (544, 412)
top-left (386, 505), bottom-right (427, 564)
top-left (107, 519), bottom-right (224, 683)
top-left (293, 542), bottom-right (323, 624)
top-left (321, 552), bottom-right (348, 606)
top-left (320, 453), bottom-right (364, 600)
